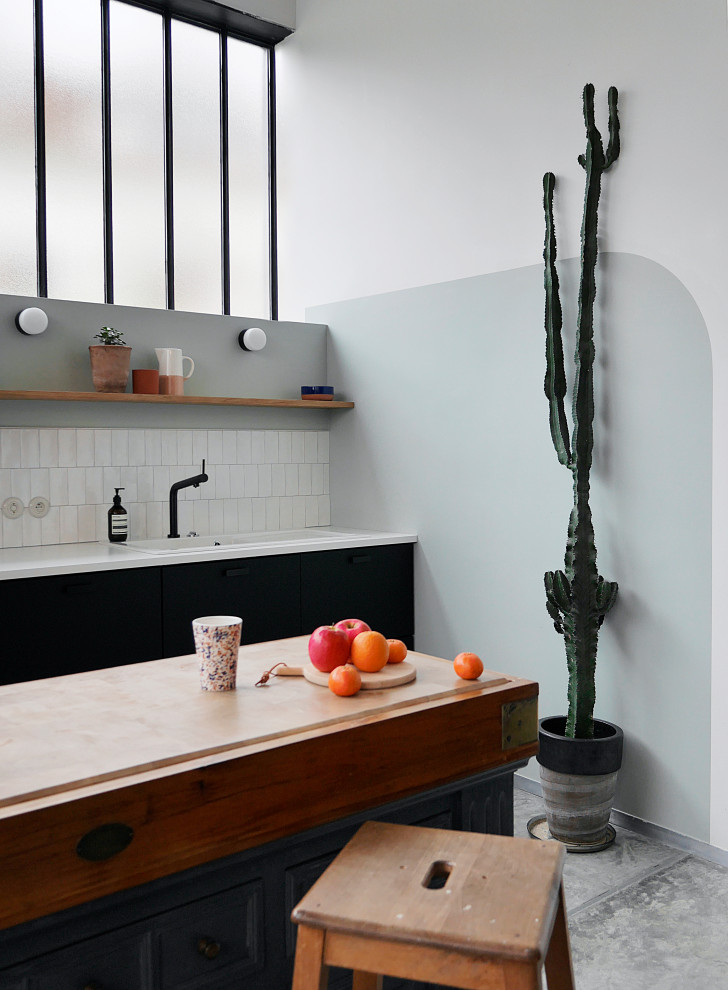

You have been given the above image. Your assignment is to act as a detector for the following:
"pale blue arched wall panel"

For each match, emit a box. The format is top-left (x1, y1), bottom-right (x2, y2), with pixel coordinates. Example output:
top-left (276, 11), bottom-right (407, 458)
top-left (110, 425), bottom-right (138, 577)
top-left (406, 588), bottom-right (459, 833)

top-left (311, 252), bottom-right (712, 840)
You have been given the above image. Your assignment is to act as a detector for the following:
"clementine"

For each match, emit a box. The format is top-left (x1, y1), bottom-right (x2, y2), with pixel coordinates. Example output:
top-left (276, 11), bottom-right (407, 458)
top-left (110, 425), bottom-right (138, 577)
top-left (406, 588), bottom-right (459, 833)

top-left (350, 630), bottom-right (389, 672)
top-left (453, 652), bottom-right (484, 680)
top-left (386, 639), bottom-right (408, 664)
top-left (328, 663), bottom-right (362, 696)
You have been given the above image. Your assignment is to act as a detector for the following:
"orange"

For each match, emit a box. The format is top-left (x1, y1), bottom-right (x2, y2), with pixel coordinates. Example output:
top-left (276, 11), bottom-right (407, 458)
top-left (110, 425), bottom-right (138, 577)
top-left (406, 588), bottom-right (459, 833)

top-left (386, 639), bottom-right (408, 664)
top-left (453, 652), bottom-right (484, 680)
top-left (328, 664), bottom-right (362, 696)
top-left (350, 630), bottom-right (389, 672)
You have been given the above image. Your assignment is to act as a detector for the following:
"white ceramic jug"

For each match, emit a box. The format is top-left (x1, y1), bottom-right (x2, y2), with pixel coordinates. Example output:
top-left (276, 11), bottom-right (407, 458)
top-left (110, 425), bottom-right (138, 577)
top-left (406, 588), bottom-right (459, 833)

top-left (155, 348), bottom-right (194, 378)
top-left (155, 348), bottom-right (194, 395)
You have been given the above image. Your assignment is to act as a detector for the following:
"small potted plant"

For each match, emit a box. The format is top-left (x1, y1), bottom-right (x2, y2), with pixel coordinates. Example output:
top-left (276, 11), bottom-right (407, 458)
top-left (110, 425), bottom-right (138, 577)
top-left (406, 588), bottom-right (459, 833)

top-left (89, 326), bottom-right (132, 393)
top-left (537, 84), bottom-right (624, 851)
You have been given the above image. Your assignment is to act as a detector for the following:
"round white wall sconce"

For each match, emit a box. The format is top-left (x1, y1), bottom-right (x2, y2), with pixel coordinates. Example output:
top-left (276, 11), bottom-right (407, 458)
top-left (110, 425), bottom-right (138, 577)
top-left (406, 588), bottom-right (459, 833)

top-left (16, 307), bottom-right (49, 336)
top-left (238, 326), bottom-right (267, 352)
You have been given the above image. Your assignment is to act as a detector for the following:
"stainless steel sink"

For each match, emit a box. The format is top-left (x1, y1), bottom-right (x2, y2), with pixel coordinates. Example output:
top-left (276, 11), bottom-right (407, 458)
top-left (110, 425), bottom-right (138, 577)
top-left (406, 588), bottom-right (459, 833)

top-left (121, 528), bottom-right (354, 555)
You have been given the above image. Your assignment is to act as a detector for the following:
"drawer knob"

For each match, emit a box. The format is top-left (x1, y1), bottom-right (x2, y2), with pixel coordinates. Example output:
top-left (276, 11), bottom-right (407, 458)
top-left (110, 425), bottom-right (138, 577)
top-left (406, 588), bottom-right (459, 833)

top-left (197, 937), bottom-right (221, 959)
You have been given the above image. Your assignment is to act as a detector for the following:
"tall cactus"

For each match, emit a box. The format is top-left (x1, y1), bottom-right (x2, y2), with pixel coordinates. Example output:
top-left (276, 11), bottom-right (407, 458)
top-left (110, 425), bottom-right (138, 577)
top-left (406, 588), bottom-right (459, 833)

top-left (543, 84), bottom-right (620, 739)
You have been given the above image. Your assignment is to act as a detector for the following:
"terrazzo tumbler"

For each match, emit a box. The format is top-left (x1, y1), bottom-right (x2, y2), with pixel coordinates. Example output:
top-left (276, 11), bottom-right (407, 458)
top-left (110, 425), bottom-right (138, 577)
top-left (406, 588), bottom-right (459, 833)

top-left (192, 615), bottom-right (243, 691)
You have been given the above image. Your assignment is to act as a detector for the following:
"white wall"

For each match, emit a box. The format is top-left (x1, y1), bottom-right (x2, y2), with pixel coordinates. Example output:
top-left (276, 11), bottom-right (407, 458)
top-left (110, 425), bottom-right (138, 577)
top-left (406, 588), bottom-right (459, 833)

top-left (276, 0), bottom-right (728, 847)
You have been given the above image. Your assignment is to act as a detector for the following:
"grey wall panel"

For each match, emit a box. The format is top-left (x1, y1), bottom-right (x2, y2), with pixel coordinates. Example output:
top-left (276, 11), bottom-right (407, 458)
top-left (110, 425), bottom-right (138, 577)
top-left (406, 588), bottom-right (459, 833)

top-left (0, 294), bottom-right (329, 429)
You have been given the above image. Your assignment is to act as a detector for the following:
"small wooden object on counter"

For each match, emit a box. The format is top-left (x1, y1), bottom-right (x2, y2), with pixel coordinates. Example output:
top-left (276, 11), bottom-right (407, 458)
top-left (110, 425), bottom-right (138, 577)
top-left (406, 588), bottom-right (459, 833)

top-left (291, 820), bottom-right (575, 990)
top-left (0, 636), bottom-right (537, 931)
top-left (272, 660), bottom-right (425, 689)
top-left (297, 660), bottom-right (418, 689)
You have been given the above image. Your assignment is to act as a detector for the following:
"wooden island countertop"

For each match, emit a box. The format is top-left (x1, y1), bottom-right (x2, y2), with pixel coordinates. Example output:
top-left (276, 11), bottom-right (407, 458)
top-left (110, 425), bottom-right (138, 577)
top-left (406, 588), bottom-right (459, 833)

top-left (0, 637), bottom-right (538, 931)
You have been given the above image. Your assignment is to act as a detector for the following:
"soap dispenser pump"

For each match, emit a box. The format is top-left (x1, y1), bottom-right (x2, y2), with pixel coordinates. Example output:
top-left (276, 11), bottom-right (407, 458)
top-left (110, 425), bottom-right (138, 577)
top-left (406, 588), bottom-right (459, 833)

top-left (108, 487), bottom-right (128, 543)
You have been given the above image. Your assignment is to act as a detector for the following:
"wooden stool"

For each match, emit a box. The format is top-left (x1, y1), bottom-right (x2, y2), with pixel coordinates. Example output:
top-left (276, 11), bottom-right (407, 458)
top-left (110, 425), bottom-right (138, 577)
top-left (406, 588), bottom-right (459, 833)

top-left (291, 820), bottom-right (574, 990)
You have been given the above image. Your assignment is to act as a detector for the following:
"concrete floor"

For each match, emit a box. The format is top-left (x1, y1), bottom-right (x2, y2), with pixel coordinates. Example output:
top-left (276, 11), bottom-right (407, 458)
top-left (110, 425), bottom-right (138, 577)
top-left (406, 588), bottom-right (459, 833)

top-left (514, 786), bottom-right (728, 989)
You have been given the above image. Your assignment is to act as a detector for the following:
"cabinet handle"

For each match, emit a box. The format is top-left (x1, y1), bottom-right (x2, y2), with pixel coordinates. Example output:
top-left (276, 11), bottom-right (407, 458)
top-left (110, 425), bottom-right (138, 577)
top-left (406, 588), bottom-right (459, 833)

top-left (76, 823), bottom-right (134, 861)
top-left (350, 554), bottom-right (371, 564)
top-left (197, 937), bottom-right (222, 959)
top-left (65, 583), bottom-right (93, 595)
top-left (225, 567), bottom-right (250, 577)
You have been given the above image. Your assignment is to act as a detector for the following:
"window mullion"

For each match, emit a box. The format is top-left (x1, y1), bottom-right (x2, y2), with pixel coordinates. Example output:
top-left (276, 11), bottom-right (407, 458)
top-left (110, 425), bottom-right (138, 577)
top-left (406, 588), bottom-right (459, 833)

top-left (33, 0), bottom-right (48, 297)
top-left (268, 47), bottom-right (277, 321)
top-left (163, 10), bottom-right (174, 309)
top-left (220, 31), bottom-right (230, 316)
top-left (101, 0), bottom-right (114, 303)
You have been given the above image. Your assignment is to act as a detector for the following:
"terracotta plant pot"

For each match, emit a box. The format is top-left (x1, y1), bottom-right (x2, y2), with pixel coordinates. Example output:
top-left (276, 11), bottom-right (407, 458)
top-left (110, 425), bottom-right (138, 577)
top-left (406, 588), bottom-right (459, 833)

top-left (89, 346), bottom-right (132, 393)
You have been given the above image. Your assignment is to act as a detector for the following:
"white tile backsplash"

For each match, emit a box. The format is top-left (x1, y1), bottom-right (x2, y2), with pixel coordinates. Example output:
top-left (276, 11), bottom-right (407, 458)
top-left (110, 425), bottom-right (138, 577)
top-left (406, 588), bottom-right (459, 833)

top-left (39, 429), bottom-right (59, 467)
top-left (21, 429), bottom-right (40, 468)
top-left (50, 467), bottom-right (69, 506)
top-left (304, 431), bottom-right (318, 464)
top-left (58, 429), bottom-right (77, 467)
top-left (251, 431), bottom-right (265, 464)
top-left (222, 431), bottom-right (237, 465)
top-left (94, 429), bottom-right (112, 467)
top-left (128, 430), bottom-right (145, 466)
top-left (1, 430), bottom-right (21, 469)
top-left (0, 428), bottom-right (330, 548)
top-left (77, 429), bottom-right (95, 467)
top-left (236, 431), bottom-right (252, 464)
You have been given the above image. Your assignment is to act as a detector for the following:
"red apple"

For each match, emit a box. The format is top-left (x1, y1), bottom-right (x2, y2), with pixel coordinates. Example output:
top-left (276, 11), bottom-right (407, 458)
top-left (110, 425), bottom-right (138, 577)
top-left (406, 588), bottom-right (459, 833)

top-left (308, 625), bottom-right (351, 672)
top-left (334, 618), bottom-right (371, 645)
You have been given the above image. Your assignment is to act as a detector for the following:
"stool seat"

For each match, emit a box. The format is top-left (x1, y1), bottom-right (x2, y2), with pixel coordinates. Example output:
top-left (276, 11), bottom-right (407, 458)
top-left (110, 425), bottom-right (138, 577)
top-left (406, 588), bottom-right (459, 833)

top-left (291, 820), bottom-right (574, 990)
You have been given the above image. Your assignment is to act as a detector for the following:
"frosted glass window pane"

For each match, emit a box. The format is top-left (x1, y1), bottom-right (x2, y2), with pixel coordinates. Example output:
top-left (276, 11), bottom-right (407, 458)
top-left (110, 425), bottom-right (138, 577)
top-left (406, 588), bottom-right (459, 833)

top-left (110, 1), bottom-right (166, 309)
top-left (172, 21), bottom-right (222, 315)
top-left (0, 4), bottom-right (37, 295)
top-left (228, 40), bottom-right (270, 317)
top-left (44, 0), bottom-right (104, 303)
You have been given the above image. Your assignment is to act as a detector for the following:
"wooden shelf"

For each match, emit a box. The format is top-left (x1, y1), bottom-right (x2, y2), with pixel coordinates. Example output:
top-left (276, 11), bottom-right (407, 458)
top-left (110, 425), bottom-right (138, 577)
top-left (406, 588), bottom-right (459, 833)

top-left (0, 389), bottom-right (354, 409)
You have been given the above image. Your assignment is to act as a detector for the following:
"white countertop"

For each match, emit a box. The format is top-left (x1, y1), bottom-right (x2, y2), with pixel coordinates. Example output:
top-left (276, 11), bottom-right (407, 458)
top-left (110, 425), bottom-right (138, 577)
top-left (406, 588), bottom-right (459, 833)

top-left (0, 527), bottom-right (417, 580)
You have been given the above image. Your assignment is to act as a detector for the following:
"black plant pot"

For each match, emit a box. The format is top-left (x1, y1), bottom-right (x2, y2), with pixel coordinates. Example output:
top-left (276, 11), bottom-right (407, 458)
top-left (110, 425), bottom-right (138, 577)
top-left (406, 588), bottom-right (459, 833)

top-left (536, 716), bottom-right (624, 850)
top-left (538, 716), bottom-right (624, 775)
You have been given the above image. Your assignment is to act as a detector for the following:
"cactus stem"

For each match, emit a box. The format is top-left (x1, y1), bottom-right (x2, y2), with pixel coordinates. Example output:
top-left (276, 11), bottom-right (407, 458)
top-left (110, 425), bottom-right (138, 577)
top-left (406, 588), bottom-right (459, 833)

top-left (542, 85), bottom-right (620, 739)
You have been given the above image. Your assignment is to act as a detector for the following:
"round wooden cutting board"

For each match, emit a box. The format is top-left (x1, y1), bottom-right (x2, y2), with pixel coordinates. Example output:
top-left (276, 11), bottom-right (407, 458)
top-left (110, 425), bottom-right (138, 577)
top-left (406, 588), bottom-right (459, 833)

top-left (302, 660), bottom-right (416, 690)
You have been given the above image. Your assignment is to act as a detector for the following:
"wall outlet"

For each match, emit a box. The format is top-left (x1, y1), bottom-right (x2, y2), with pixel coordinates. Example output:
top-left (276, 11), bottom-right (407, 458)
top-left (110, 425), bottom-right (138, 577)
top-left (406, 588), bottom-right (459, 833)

top-left (2, 497), bottom-right (24, 520)
top-left (28, 496), bottom-right (50, 519)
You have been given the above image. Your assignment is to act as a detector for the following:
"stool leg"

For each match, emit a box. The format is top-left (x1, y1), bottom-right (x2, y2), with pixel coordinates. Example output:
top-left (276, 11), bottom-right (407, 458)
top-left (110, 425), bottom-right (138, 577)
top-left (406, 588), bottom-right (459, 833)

top-left (352, 972), bottom-right (383, 990)
top-left (292, 924), bottom-right (329, 990)
top-left (544, 882), bottom-right (575, 990)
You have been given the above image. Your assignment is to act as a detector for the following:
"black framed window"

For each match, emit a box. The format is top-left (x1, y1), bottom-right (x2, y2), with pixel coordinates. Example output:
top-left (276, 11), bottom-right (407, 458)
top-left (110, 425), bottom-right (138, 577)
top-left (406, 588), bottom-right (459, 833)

top-left (0, 0), bottom-right (282, 318)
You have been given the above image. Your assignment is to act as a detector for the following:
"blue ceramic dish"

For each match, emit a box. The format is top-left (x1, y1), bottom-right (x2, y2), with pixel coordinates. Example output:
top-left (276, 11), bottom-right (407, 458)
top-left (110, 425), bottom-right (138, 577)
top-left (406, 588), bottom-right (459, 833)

top-left (301, 386), bottom-right (334, 400)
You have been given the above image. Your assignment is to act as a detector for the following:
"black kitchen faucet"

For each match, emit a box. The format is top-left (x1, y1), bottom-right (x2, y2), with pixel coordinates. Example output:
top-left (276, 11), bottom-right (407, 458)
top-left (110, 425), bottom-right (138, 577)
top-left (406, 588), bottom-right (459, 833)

top-left (168, 460), bottom-right (208, 538)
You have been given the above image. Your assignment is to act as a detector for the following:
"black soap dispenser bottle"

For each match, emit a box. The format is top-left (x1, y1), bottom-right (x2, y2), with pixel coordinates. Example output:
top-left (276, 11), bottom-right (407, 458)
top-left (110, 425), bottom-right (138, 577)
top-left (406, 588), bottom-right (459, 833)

top-left (108, 487), bottom-right (128, 543)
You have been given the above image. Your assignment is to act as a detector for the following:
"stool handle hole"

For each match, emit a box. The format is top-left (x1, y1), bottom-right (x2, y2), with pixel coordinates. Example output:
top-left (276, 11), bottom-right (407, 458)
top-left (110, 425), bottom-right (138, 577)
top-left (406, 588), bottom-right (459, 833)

top-left (422, 860), bottom-right (453, 890)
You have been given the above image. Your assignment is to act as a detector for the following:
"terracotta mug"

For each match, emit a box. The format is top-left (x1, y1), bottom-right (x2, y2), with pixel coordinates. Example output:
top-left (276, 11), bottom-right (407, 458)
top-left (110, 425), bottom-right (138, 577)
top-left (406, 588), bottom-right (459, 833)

top-left (132, 369), bottom-right (159, 395)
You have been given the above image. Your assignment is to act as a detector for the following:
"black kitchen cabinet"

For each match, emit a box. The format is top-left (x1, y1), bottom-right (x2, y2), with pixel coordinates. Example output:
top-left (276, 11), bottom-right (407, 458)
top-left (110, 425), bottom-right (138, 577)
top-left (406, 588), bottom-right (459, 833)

top-left (301, 543), bottom-right (414, 647)
top-left (0, 567), bottom-right (163, 685)
top-left (0, 542), bottom-right (415, 682)
top-left (161, 553), bottom-right (301, 658)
